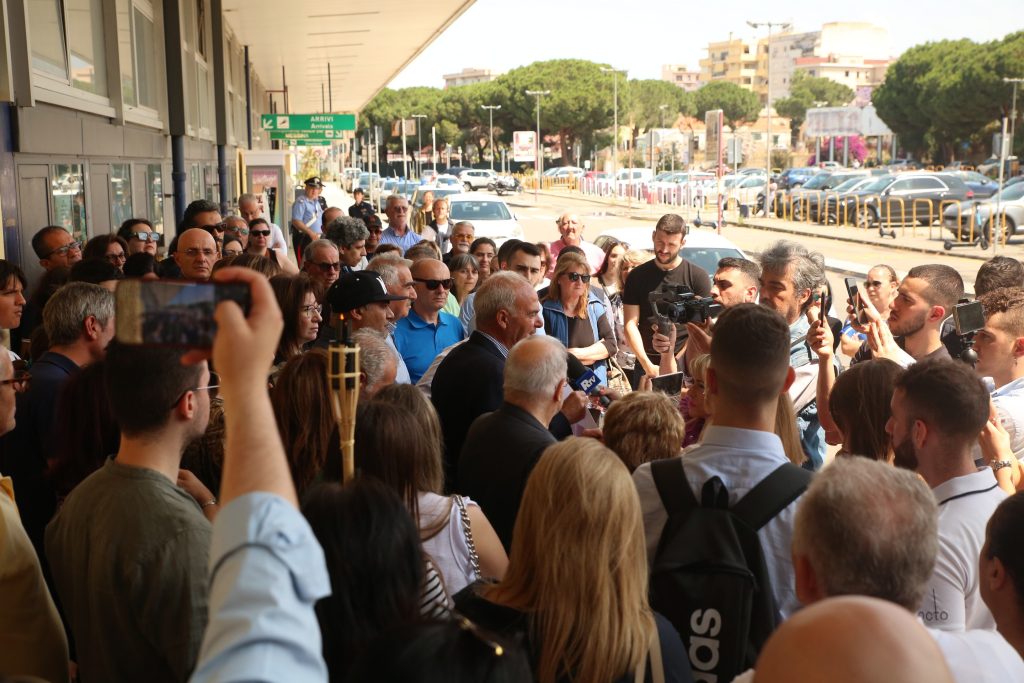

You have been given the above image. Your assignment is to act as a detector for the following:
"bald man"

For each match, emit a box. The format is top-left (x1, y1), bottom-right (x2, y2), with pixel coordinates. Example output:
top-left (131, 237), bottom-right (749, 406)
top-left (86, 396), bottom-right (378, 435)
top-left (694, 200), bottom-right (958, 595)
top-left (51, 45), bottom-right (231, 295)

top-left (547, 213), bottom-right (606, 277)
top-left (750, 597), bottom-right (954, 683)
top-left (174, 228), bottom-right (217, 281)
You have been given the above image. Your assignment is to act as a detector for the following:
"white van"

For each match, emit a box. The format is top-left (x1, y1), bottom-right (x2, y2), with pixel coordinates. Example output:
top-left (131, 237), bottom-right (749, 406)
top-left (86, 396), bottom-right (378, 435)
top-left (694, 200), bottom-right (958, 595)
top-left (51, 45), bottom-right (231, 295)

top-left (615, 168), bottom-right (653, 183)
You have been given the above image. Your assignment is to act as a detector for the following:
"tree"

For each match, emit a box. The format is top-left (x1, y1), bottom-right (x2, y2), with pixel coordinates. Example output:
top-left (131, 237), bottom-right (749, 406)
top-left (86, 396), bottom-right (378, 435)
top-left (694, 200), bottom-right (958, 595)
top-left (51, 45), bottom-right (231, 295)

top-left (774, 71), bottom-right (854, 140)
top-left (618, 79), bottom-right (696, 156)
top-left (693, 81), bottom-right (761, 128)
top-left (805, 136), bottom-right (868, 165)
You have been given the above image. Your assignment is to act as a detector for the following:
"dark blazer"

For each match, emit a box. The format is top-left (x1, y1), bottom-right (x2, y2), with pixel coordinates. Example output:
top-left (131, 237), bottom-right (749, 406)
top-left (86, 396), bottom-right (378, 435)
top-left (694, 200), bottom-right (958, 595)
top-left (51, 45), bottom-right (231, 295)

top-left (459, 402), bottom-right (557, 552)
top-left (431, 331), bottom-right (506, 492)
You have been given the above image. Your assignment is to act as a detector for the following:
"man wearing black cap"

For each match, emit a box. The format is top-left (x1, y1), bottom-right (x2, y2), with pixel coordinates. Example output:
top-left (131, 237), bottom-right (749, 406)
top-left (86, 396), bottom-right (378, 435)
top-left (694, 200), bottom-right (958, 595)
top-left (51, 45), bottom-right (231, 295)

top-left (348, 188), bottom-right (375, 222)
top-left (326, 270), bottom-right (407, 336)
top-left (290, 177), bottom-right (325, 268)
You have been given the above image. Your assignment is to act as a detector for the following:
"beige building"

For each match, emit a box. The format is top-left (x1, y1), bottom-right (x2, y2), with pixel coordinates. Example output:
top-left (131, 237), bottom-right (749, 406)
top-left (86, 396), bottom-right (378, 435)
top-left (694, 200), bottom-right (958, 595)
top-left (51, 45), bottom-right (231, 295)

top-left (661, 64), bottom-right (702, 92)
top-left (699, 37), bottom-right (759, 89)
top-left (443, 67), bottom-right (500, 88)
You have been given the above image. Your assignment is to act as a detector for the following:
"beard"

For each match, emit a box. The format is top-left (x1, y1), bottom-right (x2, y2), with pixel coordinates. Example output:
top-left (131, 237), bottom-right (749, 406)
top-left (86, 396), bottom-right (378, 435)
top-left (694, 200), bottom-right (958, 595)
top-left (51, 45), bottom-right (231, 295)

top-left (892, 435), bottom-right (919, 471)
top-left (889, 308), bottom-right (927, 338)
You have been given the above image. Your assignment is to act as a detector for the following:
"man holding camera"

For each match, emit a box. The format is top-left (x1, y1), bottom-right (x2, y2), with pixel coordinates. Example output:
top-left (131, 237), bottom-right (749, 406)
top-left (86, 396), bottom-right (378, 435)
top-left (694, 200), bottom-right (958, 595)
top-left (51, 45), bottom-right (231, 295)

top-left (622, 213), bottom-right (711, 388)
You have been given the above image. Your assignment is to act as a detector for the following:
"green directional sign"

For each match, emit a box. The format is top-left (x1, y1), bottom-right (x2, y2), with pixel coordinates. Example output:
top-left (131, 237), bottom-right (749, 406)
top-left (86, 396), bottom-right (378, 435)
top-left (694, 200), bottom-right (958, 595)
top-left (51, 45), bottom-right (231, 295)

top-left (269, 130), bottom-right (340, 141)
top-left (260, 113), bottom-right (356, 132)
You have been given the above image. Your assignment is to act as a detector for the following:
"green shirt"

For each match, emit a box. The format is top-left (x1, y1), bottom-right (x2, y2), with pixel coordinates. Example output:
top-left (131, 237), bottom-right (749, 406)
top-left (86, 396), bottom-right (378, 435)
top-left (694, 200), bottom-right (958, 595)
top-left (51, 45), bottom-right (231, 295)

top-left (443, 290), bottom-right (462, 318)
top-left (45, 459), bottom-right (211, 682)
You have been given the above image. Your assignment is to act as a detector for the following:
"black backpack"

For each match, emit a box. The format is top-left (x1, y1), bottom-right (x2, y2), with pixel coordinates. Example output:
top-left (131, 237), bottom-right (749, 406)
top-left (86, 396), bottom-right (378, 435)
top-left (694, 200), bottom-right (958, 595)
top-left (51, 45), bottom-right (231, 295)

top-left (649, 458), bottom-right (811, 683)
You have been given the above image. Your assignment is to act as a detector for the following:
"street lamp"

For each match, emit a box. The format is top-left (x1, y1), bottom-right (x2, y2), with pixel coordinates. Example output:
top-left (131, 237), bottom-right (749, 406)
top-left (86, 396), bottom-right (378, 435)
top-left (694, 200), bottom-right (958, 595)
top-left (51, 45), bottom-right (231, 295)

top-left (601, 67), bottom-right (626, 191)
top-left (525, 90), bottom-right (550, 201)
top-left (748, 20), bottom-right (791, 211)
top-left (411, 114), bottom-right (426, 178)
top-left (481, 104), bottom-right (501, 172)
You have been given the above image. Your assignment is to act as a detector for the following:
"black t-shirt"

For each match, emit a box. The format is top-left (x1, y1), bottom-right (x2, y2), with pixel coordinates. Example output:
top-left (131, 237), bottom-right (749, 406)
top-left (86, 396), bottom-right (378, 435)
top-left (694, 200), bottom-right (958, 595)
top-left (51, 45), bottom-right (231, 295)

top-left (622, 257), bottom-right (711, 356)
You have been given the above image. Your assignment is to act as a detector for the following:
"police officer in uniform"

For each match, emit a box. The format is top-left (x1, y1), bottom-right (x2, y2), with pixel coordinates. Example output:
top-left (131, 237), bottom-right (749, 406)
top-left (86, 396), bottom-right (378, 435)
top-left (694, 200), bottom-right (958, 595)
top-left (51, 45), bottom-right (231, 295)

top-left (291, 176), bottom-right (325, 267)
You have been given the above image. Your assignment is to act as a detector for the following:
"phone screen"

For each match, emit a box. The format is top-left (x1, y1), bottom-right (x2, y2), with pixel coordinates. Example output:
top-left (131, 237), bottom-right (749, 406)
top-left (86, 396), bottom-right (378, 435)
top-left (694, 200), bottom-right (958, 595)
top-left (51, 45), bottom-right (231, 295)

top-left (651, 372), bottom-right (685, 396)
top-left (953, 301), bottom-right (985, 336)
top-left (115, 279), bottom-right (251, 348)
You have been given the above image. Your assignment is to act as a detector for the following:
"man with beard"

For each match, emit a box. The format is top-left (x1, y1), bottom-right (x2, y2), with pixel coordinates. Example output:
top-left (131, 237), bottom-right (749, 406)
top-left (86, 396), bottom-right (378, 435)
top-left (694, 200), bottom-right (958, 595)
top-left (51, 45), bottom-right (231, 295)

top-left (886, 359), bottom-right (1008, 632)
top-left (622, 213), bottom-right (711, 387)
top-left (852, 264), bottom-right (962, 365)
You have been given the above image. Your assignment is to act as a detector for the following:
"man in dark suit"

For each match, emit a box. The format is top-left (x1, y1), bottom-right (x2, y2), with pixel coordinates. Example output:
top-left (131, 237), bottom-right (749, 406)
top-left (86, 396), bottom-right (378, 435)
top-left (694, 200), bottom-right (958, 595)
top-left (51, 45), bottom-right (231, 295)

top-left (459, 336), bottom-right (569, 551)
top-left (431, 272), bottom-right (542, 491)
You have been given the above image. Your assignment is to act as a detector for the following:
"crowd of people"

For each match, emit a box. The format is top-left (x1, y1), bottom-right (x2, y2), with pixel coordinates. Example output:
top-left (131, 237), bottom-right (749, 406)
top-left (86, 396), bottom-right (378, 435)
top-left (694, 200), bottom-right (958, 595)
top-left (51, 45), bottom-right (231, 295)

top-left (0, 177), bottom-right (1023, 683)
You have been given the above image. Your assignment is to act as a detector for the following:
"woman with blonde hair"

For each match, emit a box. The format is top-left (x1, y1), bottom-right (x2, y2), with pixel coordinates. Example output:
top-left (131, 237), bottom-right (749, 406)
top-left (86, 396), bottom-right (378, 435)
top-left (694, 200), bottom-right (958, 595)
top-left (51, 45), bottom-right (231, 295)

top-left (603, 391), bottom-right (686, 472)
top-left (542, 251), bottom-right (616, 384)
top-left (455, 437), bottom-right (690, 683)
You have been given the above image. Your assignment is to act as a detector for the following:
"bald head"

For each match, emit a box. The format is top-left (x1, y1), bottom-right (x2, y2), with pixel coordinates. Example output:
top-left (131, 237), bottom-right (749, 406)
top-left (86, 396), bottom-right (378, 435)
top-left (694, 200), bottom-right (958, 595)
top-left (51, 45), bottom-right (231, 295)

top-left (755, 596), bottom-right (954, 683)
top-left (504, 336), bottom-right (567, 410)
top-left (174, 228), bottom-right (217, 280)
top-left (557, 213), bottom-right (583, 246)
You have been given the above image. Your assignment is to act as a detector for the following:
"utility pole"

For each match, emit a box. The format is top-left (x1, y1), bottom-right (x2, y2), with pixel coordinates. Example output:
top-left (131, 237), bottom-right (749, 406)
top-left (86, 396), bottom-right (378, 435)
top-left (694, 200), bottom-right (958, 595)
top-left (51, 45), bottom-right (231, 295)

top-left (658, 104), bottom-right (669, 173)
top-left (401, 117), bottom-right (408, 179)
top-left (748, 20), bottom-right (791, 205)
top-left (601, 67), bottom-right (626, 200)
top-left (525, 90), bottom-right (550, 202)
top-left (412, 114), bottom-right (426, 178)
top-left (481, 105), bottom-right (501, 172)
top-left (1003, 77), bottom-right (1023, 175)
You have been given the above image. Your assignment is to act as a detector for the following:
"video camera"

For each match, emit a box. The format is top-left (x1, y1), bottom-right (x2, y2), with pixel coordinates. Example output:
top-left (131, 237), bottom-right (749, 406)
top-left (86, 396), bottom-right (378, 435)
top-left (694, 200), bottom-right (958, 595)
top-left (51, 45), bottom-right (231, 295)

top-left (953, 299), bottom-right (984, 366)
top-left (647, 283), bottom-right (722, 334)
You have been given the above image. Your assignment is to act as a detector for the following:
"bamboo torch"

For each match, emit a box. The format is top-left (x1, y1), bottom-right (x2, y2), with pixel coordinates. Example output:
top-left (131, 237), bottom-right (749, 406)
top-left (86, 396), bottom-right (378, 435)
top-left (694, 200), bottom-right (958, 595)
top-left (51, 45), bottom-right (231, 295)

top-left (328, 310), bottom-right (360, 483)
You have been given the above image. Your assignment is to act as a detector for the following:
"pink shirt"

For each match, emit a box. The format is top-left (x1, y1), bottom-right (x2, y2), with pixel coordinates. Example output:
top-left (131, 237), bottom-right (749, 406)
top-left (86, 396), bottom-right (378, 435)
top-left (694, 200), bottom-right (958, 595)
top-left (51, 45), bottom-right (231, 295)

top-left (548, 239), bottom-right (606, 276)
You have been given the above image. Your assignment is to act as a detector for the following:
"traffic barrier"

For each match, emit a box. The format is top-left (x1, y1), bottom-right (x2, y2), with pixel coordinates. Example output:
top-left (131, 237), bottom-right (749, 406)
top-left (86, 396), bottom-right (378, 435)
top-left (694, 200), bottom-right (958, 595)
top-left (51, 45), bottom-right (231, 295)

top-left (911, 198), bottom-right (934, 237)
top-left (882, 197), bottom-right (906, 238)
top-left (800, 191), bottom-right (822, 223)
top-left (939, 200), bottom-right (969, 243)
top-left (854, 195), bottom-right (879, 231)
top-left (986, 212), bottom-right (1011, 247)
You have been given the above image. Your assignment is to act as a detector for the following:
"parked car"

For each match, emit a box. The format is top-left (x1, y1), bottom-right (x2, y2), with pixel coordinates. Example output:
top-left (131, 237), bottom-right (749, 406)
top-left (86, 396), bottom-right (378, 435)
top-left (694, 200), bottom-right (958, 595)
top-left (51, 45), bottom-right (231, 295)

top-left (459, 168), bottom-right (497, 191)
top-left (614, 168), bottom-right (654, 183)
top-left (410, 185), bottom-right (463, 210)
top-left (953, 171), bottom-right (1000, 199)
top-left (790, 171), bottom-right (871, 221)
top-left (342, 167), bottom-right (362, 191)
top-left (977, 156), bottom-right (1019, 178)
top-left (777, 171), bottom-right (837, 218)
top-left (886, 158), bottom-right (923, 172)
top-left (816, 176), bottom-right (879, 224)
top-left (778, 167), bottom-right (817, 190)
top-left (435, 174), bottom-right (461, 187)
top-left (727, 176), bottom-right (767, 207)
top-left (446, 194), bottom-right (524, 244)
top-left (596, 226), bottom-right (747, 276)
top-left (943, 181), bottom-right (1024, 245)
top-left (837, 173), bottom-right (973, 231)
top-left (549, 166), bottom-right (584, 180)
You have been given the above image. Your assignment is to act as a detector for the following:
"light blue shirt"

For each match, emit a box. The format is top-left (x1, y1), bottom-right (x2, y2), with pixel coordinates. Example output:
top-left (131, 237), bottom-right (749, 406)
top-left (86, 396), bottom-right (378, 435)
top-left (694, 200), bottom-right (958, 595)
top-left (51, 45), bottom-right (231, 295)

top-left (788, 316), bottom-right (827, 470)
top-left (392, 309), bottom-right (466, 383)
top-left (190, 493), bottom-right (330, 683)
top-left (980, 375), bottom-right (1024, 458)
top-left (379, 227), bottom-right (423, 253)
top-left (291, 195), bottom-right (324, 234)
top-left (633, 426), bottom-right (804, 621)
top-left (385, 329), bottom-right (412, 384)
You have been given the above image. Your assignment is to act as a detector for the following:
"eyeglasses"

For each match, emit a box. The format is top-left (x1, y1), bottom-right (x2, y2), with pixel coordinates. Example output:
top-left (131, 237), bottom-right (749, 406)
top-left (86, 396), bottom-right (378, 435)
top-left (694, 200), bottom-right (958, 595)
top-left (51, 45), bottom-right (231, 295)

top-left (169, 382), bottom-right (220, 411)
top-left (203, 223), bottom-right (228, 233)
top-left (44, 241), bottom-right (82, 259)
top-left (250, 229), bottom-right (271, 237)
top-left (105, 252), bottom-right (126, 264)
top-left (565, 272), bottom-right (592, 283)
top-left (131, 232), bottom-right (159, 242)
top-left (223, 248), bottom-right (243, 257)
top-left (366, 227), bottom-right (383, 234)
top-left (225, 226), bottom-right (249, 236)
top-left (183, 248), bottom-right (217, 258)
top-left (312, 261), bottom-right (341, 273)
top-left (414, 277), bottom-right (454, 290)
top-left (301, 304), bottom-right (323, 317)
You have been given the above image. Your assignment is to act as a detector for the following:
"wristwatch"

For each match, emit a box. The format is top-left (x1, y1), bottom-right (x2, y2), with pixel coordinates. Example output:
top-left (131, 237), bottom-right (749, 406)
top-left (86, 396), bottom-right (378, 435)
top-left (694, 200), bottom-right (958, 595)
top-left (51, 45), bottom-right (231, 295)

top-left (991, 460), bottom-right (1015, 472)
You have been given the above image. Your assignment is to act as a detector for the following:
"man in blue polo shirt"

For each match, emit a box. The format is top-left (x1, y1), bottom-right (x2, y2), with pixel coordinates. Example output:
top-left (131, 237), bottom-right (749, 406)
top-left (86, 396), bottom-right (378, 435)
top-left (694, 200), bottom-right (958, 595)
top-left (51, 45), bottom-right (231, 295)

top-left (379, 194), bottom-right (423, 254)
top-left (290, 177), bottom-right (324, 267)
top-left (393, 258), bottom-right (465, 382)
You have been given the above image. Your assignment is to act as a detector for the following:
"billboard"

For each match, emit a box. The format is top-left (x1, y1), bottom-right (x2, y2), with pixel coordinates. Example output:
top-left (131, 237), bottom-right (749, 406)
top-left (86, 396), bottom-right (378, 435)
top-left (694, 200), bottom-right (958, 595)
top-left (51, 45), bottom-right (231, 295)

top-left (391, 118), bottom-right (417, 137)
top-left (513, 131), bottom-right (536, 162)
top-left (805, 106), bottom-right (893, 138)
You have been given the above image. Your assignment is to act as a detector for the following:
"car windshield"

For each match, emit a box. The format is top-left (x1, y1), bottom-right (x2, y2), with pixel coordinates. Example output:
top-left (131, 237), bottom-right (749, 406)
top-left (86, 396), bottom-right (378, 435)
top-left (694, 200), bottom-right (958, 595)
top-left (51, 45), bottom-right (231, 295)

top-left (449, 200), bottom-right (512, 221)
top-left (861, 175), bottom-right (895, 192)
top-left (998, 183), bottom-right (1024, 201)
top-left (830, 177), bottom-right (867, 192)
top-left (802, 174), bottom-right (833, 190)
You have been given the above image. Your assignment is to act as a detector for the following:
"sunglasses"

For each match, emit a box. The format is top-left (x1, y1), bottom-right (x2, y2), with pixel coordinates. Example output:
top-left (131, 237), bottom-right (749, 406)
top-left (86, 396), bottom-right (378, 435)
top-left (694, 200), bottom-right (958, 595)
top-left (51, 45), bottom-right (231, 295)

top-left (565, 272), bottom-right (592, 283)
top-left (203, 223), bottom-right (228, 233)
top-left (865, 280), bottom-right (885, 288)
top-left (225, 226), bottom-right (250, 236)
top-left (250, 229), bottom-right (271, 237)
top-left (312, 261), bottom-right (341, 273)
top-left (414, 277), bottom-right (454, 291)
top-left (131, 232), bottom-right (160, 242)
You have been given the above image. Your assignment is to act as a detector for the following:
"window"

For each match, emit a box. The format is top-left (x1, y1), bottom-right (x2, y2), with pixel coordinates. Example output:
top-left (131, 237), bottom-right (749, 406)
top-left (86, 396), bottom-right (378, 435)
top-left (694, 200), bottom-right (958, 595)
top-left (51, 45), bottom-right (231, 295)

top-left (28, 0), bottom-right (68, 79)
top-left (910, 177), bottom-right (944, 191)
top-left (147, 164), bottom-right (164, 233)
top-left (190, 164), bottom-right (202, 201)
top-left (195, 0), bottom-right (207, 59)
top-left (29, 0), bottom-right (108, 96)
top-left (52, 163), bottom-right (87, 244)
top-left (110, 164), bottom-right (132, 226)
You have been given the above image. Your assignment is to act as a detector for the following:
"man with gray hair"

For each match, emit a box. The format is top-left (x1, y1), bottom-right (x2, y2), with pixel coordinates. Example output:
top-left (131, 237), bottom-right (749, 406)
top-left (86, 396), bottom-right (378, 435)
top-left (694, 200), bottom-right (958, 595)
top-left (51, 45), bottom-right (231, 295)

top-left (352, 329), bottom-right (398, 398)
top-left (367, 253), bottom-right (416, 383)
top-left (432, 271), bottom-right (544, 489)
top-left (758, 239), bottom-right (829, 469)
top-left (788, 456), bottom-right (1024, 683)
top-left (323, 216), bottom-right (369, 274)
top-left (459, 335), bottom-right (568, 550)
top-left (0, 282), bottom-right (114, 558)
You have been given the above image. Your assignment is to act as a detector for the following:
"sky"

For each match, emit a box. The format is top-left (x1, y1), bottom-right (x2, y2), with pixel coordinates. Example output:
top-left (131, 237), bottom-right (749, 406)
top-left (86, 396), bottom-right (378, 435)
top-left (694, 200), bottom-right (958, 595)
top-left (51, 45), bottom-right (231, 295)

top-left (388, 0), bottom-right (1021, 89)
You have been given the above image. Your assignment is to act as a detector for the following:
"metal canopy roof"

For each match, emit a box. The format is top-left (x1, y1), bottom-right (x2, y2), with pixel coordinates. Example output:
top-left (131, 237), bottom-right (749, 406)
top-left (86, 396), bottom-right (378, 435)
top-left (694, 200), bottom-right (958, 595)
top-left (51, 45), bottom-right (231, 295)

top-left (223, 0), bottom-right (475, 115)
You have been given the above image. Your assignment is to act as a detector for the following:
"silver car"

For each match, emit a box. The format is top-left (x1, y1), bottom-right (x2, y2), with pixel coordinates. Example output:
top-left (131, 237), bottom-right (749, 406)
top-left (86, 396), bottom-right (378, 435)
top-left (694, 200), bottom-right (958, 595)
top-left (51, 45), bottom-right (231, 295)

top-left (943, 181), bottom-right (1024, 245)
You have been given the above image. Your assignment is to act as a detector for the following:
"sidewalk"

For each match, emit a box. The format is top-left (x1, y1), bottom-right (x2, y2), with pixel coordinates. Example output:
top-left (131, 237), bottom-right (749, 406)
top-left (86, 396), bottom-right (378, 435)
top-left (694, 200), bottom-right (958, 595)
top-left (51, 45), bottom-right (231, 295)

top-left (517, 188), bottom-right (1018, 263)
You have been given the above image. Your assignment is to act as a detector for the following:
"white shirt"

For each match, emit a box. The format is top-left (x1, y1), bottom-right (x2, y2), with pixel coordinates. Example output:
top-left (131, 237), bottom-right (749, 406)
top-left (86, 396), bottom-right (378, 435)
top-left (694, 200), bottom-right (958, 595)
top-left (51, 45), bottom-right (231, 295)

top-left (633, 425), bottom-right (803, 621)
top-left (927, 626), bottom-right (1024, 683)
top-left (921, 468), bottom-right (1007, 631)
top-left (418, 492), bottom-right (480, 598)
top-left (986, 375), bottom-right (1024, 457)
top-left (268, 222), bottom-right (288, 256)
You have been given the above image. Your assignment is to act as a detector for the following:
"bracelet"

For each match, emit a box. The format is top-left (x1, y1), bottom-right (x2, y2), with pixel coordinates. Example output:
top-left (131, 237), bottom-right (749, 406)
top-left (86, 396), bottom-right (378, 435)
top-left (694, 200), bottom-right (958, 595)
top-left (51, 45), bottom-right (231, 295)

top-left (201, 497), bottom-right (218, 508)
top-left (991, 460), bottom-right (1015, 472)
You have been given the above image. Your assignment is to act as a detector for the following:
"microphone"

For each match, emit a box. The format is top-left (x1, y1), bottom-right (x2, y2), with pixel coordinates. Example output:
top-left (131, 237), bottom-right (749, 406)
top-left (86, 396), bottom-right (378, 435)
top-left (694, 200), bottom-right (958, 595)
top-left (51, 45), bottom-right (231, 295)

top-left (567, 354), bottom-right (610, 407)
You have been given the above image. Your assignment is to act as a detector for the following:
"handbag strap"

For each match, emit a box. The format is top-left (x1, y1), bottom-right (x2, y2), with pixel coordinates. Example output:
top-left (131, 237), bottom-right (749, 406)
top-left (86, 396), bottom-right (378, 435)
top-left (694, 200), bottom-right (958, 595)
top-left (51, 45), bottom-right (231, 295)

top-left (454, 495), bottom-right (482, 579)
top-left (633, 621), bottom-right (665, 683)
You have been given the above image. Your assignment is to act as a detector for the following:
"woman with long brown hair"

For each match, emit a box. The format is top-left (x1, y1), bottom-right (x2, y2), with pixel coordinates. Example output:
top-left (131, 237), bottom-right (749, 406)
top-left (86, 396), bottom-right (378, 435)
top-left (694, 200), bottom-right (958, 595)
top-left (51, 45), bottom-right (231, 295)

top-left (355, 384), bottom-right (507, 598)
top-left (455, 437), bottom-right (690, 683)
top-left (542, 251), bottom-right (616, 385)
top-left (269, 272), bottom-right (323, 368)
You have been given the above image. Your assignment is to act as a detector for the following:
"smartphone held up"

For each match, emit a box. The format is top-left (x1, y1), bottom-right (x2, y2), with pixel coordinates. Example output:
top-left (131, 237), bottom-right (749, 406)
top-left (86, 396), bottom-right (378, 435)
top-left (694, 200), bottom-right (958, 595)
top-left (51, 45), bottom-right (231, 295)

top-left (116, 279), bottom-right (251, 349)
